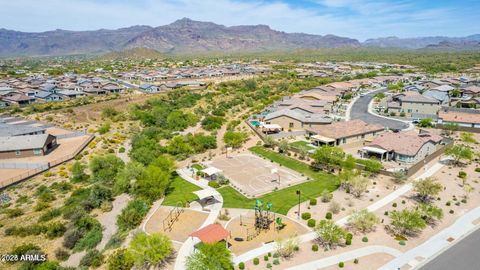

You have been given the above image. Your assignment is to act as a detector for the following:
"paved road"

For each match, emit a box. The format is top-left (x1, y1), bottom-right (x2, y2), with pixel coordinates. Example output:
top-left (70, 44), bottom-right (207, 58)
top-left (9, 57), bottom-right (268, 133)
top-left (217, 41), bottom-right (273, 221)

top-left (419, 227), bottom-right (480, 270)
top-left (350, 88), bottom-right (409, 130)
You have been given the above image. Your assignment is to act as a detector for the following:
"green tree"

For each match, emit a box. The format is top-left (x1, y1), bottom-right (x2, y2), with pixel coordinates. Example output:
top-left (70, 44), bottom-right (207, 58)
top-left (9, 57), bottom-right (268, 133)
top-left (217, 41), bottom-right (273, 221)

top-left (347, 209), bottom-right (379, 233)
top-left (312, 146), bottom-right (345, 171)
top-left (263, 136), bottom-right (276, 148)
top-left (413, 177), bottom-right (443, 203)
top-left (127, 233), bottom-right (173, 268)
top-left (445, 144), bottom-right (474, 165)
top-left (89, 184), bottom-right (113, 208)
top-left (418, 118), bottom-right (434, 128)
top-left (201, 115), bottom-right (225, 131)
top-left (167, 136), bottom-right (194, 158)
top-left (90, 154), bottom-right (125, 185)
top-left (114, 161), bottom-right (145, 195)
top-left (223, 131), bottom-right (248, 148)
top-left (134, 165), bottom-right (170, 201)
top-left (150, 155), bottom-right (176, 174)
top-left (349, 175), bottom-right (371, 198)
top-left (392, 170), bottom-right (408, 184)
top-left (70, 161), bottom-right (89, 183)
top-left (185, 242), bottom-right (233, 270)
top-left (389, 209), bottom-right (427, 236)
top-left (315, 219), bottom-right (347, 250)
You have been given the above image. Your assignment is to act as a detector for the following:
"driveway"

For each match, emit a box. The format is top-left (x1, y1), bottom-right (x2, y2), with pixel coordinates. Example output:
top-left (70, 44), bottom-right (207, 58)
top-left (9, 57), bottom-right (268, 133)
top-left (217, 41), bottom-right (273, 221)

top-left (350, 88), bottom-right (409, 130)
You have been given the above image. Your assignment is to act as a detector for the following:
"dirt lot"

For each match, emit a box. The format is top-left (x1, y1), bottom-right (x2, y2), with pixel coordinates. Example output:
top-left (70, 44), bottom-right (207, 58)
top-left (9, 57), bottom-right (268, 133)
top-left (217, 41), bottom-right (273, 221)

top-left (207, 154), bottom-right (308, 197)
top-left (144, 206), bottom-right (209, 243)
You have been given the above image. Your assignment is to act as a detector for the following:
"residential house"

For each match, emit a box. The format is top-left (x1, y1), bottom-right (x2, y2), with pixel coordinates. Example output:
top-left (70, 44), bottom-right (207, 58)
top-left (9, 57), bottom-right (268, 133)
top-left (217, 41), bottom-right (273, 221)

top-left (437, 108), bottom-right (480, 129)
top-left (0, 134), bottom-right (57, 159)
top-left (387, 91), bottom-right (440, 117)
top-left (262, 109), bottom-right (332, 131)
top-left (306, 119), bottom-right (385, 147)
top-left (362, 130), bottom-right (443, 164)
top-left (139, 84), bottom-right (160, 93)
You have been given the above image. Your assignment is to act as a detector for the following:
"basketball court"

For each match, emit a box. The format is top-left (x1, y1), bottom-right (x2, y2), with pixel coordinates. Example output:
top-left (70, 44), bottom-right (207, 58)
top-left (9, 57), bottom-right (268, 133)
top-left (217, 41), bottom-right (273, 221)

top-left (207, 153), bottom-right (307, 197)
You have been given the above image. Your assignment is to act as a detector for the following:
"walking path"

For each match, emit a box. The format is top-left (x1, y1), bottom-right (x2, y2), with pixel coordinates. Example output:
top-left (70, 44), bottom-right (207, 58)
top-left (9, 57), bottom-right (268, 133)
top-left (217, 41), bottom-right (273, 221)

top-left (286, 245), bottom-right (403, 270)
top-left (173, 168), bottom-right (224, 270)
top-left (380, 206), bottom-right (480, 270)
top-left (233, 159), bottom-right (445, 265)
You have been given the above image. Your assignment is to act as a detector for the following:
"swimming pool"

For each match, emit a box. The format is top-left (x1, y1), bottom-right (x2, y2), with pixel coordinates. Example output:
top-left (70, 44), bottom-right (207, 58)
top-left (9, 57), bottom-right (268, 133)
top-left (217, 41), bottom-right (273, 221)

top-left (250, 120), bottom-right (261, 127)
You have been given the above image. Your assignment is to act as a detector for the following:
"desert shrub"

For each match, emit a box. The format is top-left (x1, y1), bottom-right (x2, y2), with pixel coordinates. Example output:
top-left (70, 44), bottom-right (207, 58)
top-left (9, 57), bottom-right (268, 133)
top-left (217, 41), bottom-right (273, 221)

top-left (117, 199), bottom-right (150, 232)
top-left (362, 236), bottom-right (368, 242)
top-left (119, 147), bottom-right (126, 153)
top-left (301, 212), bottom-right (311, 220)
top-left (107, 248), bottom-right (134, 270)
top-left (309, 198), bottom-right (317, 206)
top-left (253, 257), bottom-right (260, 265)
top-left (354, 258), bottom-right (359, 264)
top-left (325, 212), bottom-right (332, 220)
top-left (329, 201), bottom-right (341, 214)
top-left (80, 249), bottom-right (104, 268)
top-left (55, 248), bottom-right (70, 261)
top-left (238, 262), bottom-right (245, 269)
top-left (312, 244), bottom-right (319, 252)
top-left (307, 219), bottom-right (316, 227)
top-left (475, 168), bottom-right (480, 173)
top-left (339, 262), bottom-right (345, 268)
top-left (10, 243), bottom-right (41, 257)
top-left (34, 201), bottom-right (50, 211)
top-left (273, 259), bottom-right (280, 265)
top-left (264, 255), bottom-right (269, 261)
top-left (6, 208), bottom-right (24, 218)
top-left (321, 190), bottom-right (333, 202)
top-left (63, 229), bottom-right (82, 249)
top-left (458, 171), bottom-right (467, 178)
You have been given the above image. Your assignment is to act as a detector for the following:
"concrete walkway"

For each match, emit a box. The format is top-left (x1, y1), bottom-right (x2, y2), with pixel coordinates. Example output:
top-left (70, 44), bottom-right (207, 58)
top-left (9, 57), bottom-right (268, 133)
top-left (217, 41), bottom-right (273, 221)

top-left (173, 168), bottom-right (224, 270)
top-left (96, 194), bottom-right (131, 250)
top-left (286, 245), bottom-right (403, 270)
top-left (233, 159), bottom-right (446, 265)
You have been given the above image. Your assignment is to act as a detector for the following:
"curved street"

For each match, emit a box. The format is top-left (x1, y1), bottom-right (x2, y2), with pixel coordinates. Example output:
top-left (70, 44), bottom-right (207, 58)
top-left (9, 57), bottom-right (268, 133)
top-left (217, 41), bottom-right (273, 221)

top-left (349, 88), bottom-right (409, 130)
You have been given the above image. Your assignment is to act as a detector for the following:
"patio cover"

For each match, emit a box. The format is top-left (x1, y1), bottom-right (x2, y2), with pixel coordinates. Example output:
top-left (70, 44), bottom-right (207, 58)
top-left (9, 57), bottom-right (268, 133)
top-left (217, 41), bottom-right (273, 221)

top-left (190, 224), bottom-right (229, 244)
top-left (193, 189), bottom-right (217, 201)
top-left (362, 146), bottom-right (387, 155)
top-left (311, 134), bottom-right (335, 143)
top-left (201, 166), bottom-right (222, 176)
top-left (262, 123), bottom-right (281, 129)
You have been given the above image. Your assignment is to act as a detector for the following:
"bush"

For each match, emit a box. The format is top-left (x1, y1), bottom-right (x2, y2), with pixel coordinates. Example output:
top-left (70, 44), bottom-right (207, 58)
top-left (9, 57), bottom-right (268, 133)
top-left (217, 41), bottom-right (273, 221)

top-left (339, 262), bottom-right (345, 268)
top-left (80, 249), bottom-right (104, 267)
top-left (6, 208), bottom-right (24, 218)
top-left (449, 209), bottom-right (454, 214)
top-left (208, 181), bottom-right (220, 188)
top-left (392, 202), bottom-right (397, 208)
top-left (346, 233), bottom-right (353, 245)
top-left (119, 147), bottom-right (126, 153)
top-left (325, 212), bottom-right (333, 220)
top-left (107, 248), bottom-right (134, 270)
top-left (475, 168), bottom-right (480, 173)
top-left (39, 208), bottom-right (62, 222)
top-left (321, 190), bottom-right (333, 202)
top-left (307, 219), bottom-right (316, 228)
top-left (399, 240), bottom-right (406, 246)
top-left (310, 198), bottom-right (317, 206)
top-left (253, 257), bottom-right (260, 265)
top-left (117, 199), bottom-right (149, 231)
top-left (446, 201), bottom-right (451, 206)
top-left (312, 244), bottom-right (319, 252)
top-left (63, 229), bottom-right (82, 249)
top-left (267, 263), bottom-right (272, 269)
top-left (238, 262), bottom-right (245, 269)
top-left (264, 255), bottom-right (269, 261)
top-left (458, 171), bottom-right (467, 179)
top-left (362, 236), bottom-right (368, 242)
top-left (301, 212), bottom-right (311, 220)
top-left (10, 243), bottom-right (41, 256)
top-left (273, 259), bottom-right (280, 265)
top-left (55, 248), bottom-right (70, 261)
top-left (354, 258), bottom-right (359, 264)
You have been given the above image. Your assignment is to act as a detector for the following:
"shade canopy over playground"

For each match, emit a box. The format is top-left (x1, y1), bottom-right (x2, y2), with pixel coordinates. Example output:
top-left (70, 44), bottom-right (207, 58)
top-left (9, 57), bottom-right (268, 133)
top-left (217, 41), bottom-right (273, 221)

top-left (190, 224), bottom-right (229, 244)
top-left (201, 166), bottom-right (222, 177)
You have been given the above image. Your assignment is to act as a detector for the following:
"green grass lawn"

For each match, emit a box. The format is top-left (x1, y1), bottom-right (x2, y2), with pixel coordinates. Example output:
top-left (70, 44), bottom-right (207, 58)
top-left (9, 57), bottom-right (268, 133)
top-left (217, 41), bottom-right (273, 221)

top-left (162, 176), bottom-right (201, 207)
top-left (218, 146), bottom-right (339, 215)
top-left (191, 163), bottom-right (204, 171)
top-left (289, 141), bottom-right (315, 152)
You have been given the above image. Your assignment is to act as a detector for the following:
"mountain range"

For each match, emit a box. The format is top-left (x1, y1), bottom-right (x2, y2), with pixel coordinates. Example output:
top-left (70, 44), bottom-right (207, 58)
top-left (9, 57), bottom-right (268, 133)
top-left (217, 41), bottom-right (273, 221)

top-left (0, 18), bottom-right (478, 57)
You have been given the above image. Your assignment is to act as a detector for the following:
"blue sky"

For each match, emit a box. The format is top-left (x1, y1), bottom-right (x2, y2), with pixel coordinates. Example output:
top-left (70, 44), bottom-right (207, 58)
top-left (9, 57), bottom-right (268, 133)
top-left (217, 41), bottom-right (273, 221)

top-left (0, 0), bottom-right (478, 40)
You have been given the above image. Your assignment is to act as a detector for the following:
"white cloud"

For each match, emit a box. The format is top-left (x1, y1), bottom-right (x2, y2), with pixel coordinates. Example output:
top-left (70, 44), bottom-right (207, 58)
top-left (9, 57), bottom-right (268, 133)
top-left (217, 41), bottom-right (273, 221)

top-left (0, 0), bottom-right (477, 40)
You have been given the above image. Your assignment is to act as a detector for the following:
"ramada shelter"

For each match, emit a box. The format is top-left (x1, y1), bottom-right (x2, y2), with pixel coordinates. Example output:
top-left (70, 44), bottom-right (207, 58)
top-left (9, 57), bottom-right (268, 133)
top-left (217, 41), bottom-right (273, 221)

top-left (0, 134), bottom-right (57, 159)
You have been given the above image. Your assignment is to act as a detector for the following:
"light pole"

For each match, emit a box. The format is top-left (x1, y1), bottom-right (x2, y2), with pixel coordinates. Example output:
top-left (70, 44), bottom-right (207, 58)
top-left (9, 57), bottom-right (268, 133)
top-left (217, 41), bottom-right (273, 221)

top-left (296, 190), bottom-right (301, 219)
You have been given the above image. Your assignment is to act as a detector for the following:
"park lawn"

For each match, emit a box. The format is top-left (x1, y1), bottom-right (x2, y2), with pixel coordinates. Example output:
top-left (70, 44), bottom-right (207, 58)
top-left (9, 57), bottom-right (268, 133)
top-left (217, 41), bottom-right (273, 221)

top-left (219, 146), bottom-right (339, 215)
top-left (289, 141), bottom-right (315, 152)
top-left (162, 176), bottom-right (201, 207)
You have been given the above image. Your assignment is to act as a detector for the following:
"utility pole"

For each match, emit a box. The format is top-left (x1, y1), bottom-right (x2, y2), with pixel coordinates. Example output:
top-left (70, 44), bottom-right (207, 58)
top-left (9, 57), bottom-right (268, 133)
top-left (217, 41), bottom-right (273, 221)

top-left (296, 190), bottom-right (301, 219)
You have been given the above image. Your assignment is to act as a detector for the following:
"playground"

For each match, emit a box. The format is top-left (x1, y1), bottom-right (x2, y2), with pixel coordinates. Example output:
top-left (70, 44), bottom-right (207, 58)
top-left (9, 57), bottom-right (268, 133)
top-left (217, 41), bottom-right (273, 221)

top-left (225, 202), bottom-right (309, 254)
top-left (208, 153), bottom-right (308, 197)
top-left (144, 205), bottom-right (209, 242)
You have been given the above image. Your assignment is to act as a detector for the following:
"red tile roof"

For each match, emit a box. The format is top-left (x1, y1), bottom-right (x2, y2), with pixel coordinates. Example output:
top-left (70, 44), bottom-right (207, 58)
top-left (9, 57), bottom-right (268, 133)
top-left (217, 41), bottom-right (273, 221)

top-left (190, 224), bottom-right (229, 244)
